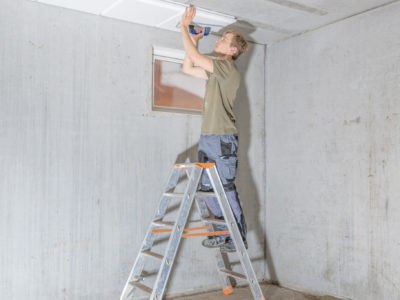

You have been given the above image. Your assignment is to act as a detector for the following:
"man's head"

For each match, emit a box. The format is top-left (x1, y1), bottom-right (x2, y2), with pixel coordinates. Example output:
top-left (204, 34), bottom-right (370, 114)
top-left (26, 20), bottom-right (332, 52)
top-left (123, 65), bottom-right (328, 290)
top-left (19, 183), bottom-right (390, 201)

top-left (214, 31), bottom-right (248, 60)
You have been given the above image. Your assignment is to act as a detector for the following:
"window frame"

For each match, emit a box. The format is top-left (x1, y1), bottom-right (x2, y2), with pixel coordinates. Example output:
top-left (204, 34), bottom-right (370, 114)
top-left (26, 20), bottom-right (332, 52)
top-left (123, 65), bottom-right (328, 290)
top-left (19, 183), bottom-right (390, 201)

top-left (152, 46), bottom-right (205, 115)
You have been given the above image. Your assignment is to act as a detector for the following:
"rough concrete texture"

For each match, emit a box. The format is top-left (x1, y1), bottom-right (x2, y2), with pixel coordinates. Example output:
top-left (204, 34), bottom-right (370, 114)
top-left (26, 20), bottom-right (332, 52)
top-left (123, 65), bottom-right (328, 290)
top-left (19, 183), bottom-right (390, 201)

top-left (169, 283), bottom-right (345, 300)
top-left (266, 1), bottom-right (400, 300)
top-left (0, 0), bottom-right (265, 299)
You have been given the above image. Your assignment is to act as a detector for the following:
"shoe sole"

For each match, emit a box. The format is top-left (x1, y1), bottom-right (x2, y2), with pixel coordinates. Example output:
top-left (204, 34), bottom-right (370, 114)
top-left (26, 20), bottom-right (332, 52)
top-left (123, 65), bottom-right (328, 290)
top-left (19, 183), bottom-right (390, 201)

top-left (202, 241), bottom-right (226, 248)
top-left (220, 245), bottom-right (248, 253)
top-left (220, 248), bottom-right (236, 253)
top-left (203, 245), bottom-right (222, 248)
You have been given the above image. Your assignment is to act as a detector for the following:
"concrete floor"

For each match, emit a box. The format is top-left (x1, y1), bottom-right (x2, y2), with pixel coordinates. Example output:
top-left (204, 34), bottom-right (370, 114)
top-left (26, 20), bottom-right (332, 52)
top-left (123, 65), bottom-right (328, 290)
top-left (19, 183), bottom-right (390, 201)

top-left (169, 283), bottom-right (343, 300)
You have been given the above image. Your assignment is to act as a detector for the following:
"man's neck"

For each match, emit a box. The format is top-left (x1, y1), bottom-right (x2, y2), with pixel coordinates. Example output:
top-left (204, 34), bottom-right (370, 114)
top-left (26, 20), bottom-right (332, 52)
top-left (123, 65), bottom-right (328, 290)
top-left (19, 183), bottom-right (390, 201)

top-left (217, 54), bottom-right (233, 63)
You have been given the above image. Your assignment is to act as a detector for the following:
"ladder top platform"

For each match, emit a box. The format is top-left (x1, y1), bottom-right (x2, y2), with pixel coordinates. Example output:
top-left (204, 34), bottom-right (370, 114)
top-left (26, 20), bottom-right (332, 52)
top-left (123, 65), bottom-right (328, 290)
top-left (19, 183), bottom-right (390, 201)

top-left (174, 163), bottom-right (216, 169)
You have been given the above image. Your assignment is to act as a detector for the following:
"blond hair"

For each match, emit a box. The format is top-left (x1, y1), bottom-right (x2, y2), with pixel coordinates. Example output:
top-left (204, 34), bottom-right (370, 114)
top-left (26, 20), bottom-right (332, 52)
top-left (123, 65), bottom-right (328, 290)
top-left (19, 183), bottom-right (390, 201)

top-left (225, 30), bottom-right (249, 60)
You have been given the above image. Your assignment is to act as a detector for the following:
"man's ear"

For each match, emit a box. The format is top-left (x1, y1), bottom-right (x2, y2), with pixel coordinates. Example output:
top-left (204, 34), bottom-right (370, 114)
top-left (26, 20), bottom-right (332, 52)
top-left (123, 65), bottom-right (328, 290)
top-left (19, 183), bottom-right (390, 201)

top-left (229, 47), bottom-right (238, 57)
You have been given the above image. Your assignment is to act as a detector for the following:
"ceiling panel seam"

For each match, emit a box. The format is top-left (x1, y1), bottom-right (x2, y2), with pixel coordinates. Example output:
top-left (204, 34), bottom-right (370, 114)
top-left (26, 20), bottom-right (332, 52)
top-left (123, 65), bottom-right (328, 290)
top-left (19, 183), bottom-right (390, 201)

top-left (265, 0), bottom-right (327, 16)
top-left (157, 12), bottom-right (182, 27)
top-left (101, 0), bottom-right (125, 15)
top-left (237, 18), bottom-right (293, 35)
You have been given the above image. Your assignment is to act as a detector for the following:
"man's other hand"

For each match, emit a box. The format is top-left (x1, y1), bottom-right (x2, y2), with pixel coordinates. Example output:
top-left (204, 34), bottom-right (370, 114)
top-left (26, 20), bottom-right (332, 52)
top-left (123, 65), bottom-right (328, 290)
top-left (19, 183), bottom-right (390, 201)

top-left (190, 28), bottom-right (205, 43)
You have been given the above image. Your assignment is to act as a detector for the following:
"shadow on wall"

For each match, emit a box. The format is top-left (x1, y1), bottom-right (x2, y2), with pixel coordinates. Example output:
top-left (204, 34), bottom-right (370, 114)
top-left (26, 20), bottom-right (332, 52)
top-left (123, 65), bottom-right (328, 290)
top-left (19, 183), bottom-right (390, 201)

top-left (230, 21), bottom-right (279, 285)
top-left (175, 20), bottom-right (278, 285)
top-left (215, 19), bottom-right (259, 44)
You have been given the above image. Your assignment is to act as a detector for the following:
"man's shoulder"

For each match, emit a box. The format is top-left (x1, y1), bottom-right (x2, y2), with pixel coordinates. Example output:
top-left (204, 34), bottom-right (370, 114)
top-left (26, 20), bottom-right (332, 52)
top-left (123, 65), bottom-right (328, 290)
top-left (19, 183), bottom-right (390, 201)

top-left (213, 58), bottom-right (234, 67)
top-left (212, 59), bottom-right (239, 80)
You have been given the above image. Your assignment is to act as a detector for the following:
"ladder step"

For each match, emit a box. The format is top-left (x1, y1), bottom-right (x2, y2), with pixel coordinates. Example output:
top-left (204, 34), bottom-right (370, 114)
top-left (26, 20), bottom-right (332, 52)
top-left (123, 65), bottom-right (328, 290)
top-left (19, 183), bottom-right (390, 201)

top-left (202, 217), bottom-right (226, 225)
top-left (219, 268), bottom-right (247, 280)
top-left (196, 191), bottom-right (215, 197)
top-left (142, 250), bottom-right (164, 260)
top-left (164, 192), bottom-right (184, 198)
top-left (129, 281), bottom-right (153, 294)
top-left (153, 219), bottom-right (175, 227)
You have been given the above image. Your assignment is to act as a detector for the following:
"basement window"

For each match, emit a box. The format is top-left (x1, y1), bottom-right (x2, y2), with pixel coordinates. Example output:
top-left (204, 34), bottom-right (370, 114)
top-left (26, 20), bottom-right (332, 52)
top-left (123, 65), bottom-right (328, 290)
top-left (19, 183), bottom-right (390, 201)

top-left (153, 46), bottom-right (205, 114)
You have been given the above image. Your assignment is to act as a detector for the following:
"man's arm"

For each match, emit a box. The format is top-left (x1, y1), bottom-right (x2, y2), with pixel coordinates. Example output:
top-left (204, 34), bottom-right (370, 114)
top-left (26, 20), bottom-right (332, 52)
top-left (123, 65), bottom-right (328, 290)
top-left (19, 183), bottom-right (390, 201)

top-left (182, 30), bottom-right (208, 79)
top-left (180, 7), bottom-right (214, 75)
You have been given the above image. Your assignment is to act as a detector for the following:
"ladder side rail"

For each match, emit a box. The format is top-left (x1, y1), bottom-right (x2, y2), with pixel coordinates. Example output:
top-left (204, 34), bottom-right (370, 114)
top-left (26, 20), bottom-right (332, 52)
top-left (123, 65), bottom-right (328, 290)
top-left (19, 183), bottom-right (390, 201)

top-left (164, 165), bottom-right (182, 192)
top-left (120, 166), bottom-right (181, 300)
top-left (207, 166), bottom-right (265, 300)
top-left (150, 166), bottom-right (203, 300)
top-left (194, 194), bottom-right (232, 291)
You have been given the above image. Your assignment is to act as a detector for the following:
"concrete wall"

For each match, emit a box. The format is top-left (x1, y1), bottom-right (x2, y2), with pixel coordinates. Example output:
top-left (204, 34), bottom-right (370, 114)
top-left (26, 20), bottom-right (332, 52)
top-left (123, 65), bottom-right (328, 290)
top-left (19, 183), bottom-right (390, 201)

top-left (265, 2), bottom-right (400, 300)
top-left (0, 1), bottom-right (266, 299)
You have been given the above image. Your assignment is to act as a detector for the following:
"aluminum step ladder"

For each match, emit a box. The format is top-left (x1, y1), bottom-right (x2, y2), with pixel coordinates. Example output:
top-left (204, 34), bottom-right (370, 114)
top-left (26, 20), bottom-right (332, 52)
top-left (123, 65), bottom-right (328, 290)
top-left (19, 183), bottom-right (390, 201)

top-left (120, 162), bottom-right (265, 300)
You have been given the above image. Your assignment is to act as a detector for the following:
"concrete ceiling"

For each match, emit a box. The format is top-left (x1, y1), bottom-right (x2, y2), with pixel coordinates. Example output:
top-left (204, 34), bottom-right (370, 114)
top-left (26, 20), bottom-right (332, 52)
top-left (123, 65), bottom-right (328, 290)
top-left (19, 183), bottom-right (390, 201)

top-left (32, 0), bottom-right (399, 44)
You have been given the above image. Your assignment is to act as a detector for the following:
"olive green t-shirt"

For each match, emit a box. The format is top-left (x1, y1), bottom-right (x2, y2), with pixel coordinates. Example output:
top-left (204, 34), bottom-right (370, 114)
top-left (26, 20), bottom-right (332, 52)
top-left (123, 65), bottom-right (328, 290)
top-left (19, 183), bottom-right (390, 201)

top-left (202, 59), bottom-right (240, 135)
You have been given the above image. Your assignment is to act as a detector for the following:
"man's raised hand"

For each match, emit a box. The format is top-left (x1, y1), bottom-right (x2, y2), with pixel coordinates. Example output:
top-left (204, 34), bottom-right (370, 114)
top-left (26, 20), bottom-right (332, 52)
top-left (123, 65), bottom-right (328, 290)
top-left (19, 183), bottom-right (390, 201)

top-left (180, 6), bottom-right (196, 28)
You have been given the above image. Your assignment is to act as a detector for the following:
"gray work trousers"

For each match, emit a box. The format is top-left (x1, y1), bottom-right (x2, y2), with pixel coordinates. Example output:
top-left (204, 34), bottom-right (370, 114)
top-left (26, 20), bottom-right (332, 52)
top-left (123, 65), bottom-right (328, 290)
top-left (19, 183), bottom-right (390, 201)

top-left (198, 134), bottom-right (247, 241)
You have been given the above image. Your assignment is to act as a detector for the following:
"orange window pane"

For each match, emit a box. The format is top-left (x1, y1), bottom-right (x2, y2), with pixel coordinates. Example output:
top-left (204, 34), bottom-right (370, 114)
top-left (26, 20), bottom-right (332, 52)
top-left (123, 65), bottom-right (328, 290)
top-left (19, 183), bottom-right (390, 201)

top-left (153, 59), bottom-right (205, 112)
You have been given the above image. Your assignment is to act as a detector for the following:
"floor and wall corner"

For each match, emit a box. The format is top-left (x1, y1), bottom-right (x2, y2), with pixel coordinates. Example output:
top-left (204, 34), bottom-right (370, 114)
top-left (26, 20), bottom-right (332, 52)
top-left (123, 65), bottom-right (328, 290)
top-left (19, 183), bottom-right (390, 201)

top-left (0, 0), bottom-right (399, 299)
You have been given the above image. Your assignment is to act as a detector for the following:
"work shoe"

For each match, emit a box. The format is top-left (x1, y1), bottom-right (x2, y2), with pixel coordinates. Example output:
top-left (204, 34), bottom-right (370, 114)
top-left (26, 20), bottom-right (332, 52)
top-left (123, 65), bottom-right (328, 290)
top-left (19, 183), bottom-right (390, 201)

top-left (201, 236), bottom-right (228, 248)
top-left (220, 239), bottom-right (248, 253)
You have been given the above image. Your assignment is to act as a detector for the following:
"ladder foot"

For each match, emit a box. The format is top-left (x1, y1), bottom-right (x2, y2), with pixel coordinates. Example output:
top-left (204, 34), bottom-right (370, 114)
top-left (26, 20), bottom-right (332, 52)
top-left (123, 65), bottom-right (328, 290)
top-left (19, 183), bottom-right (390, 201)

top-left (222, 285), bottom-right (234, 295)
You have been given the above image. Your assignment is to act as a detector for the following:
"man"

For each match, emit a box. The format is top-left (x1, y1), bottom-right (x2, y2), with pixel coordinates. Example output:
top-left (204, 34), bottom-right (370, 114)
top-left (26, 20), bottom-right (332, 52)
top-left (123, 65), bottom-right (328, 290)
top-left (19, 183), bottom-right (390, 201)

top-left (180, 6), bottom-right (249, 252)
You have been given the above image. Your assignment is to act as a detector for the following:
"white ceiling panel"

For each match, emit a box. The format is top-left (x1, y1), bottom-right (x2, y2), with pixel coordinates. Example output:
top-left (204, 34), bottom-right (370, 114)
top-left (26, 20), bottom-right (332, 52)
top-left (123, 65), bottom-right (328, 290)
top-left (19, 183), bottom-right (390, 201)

top-left (36, 0), bottom-right (117, 15)
top-left (104, 0), bottom-right (181, 27)
top-left (156, 15), bottom-right (185, 32)
top-left (103, 0), bottom-right (235, 33)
